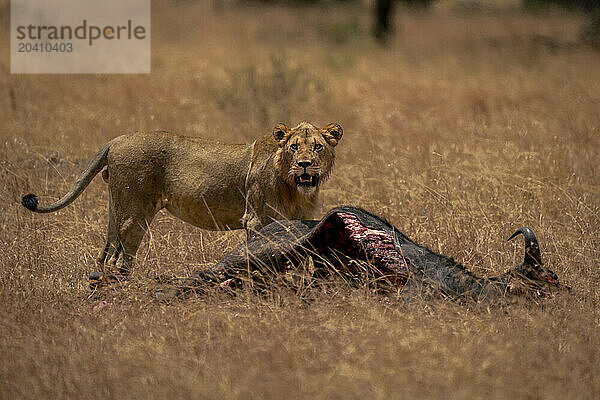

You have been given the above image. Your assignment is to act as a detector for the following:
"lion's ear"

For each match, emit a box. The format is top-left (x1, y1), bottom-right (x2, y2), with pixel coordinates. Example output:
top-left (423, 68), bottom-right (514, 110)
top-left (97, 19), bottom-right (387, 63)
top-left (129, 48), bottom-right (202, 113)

top-left (273, 123), bottom-right (292, 146)
top-left (321, 123), bottom-right (343, 147)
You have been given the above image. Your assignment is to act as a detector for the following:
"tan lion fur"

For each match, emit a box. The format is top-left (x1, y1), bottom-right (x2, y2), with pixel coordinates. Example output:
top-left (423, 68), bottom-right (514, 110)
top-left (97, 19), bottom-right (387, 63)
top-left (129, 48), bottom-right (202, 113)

top-left (21, 122), bottom-right (343, 274)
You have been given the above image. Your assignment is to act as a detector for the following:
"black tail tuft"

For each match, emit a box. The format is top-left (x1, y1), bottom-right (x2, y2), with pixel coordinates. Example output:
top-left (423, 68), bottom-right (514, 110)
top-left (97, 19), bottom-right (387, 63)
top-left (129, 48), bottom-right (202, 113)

top-left (21, 194), bottom-right (39, 211)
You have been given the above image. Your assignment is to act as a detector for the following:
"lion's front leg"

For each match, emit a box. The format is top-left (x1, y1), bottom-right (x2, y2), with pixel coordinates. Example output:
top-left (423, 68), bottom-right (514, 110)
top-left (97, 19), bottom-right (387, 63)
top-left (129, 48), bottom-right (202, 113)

top-left (242, 209), bottom-right (264, 238)
top-left (242, 183), bottom-right (267, 237)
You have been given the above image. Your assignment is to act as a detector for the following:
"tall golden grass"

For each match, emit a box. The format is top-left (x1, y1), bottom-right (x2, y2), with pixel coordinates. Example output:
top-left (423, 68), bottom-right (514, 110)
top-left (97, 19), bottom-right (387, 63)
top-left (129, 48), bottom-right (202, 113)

top-left (1, 1), bottom-right (599, 398)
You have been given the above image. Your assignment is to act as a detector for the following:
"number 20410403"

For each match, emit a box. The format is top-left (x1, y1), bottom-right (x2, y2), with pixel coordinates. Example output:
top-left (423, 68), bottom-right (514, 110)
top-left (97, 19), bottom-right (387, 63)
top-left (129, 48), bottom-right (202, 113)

top-left (18, 42), bottom-right (73, 53)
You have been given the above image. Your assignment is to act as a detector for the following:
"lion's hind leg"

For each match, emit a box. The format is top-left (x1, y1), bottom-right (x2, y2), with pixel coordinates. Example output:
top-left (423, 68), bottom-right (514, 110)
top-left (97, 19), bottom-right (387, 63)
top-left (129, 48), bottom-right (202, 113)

top-left (90, 199), bottom-right (127, 289)
top-left (91, 213), bottom-right (153, 286)
top-left (95, 187), bottom-right (158, 276)
top-left (114, 215), bottom-right (152, 275)
top-left (112, 189), bottom-right (160, 275)
top-left (96, 201), bottom-right (119, 268)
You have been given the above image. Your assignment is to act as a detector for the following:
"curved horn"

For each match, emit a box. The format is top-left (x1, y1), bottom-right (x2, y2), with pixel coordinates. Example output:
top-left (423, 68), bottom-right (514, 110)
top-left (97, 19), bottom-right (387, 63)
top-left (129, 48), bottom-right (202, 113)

top-left (508, 226), bottom-right (542, 266)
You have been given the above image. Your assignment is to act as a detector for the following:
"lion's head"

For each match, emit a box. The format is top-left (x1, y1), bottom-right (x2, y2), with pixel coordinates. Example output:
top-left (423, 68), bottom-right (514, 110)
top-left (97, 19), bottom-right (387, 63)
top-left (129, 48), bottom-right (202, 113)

top-left (273, 121), bottom-right (343, 195)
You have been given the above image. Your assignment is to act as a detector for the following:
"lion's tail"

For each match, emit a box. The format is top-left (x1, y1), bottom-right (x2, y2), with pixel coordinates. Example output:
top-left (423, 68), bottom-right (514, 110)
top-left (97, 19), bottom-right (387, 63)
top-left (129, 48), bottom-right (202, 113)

top-left (21, 142), bottom-right (111, 213)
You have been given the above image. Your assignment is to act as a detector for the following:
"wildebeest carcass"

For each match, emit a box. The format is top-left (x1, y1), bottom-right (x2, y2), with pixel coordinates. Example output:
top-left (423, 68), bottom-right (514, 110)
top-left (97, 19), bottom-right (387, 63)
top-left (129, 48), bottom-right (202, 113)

top-left (149, 206), bottom-right (567, 303)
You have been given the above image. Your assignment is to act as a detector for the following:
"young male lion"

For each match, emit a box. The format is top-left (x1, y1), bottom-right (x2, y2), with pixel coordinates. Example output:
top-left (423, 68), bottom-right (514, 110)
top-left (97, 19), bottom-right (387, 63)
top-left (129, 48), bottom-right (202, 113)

top-left (21, 121), bottom-right (343, 274)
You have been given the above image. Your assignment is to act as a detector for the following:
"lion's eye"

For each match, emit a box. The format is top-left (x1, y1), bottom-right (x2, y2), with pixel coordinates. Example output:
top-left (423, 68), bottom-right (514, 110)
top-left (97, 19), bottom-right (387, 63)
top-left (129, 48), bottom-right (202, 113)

top-left (290, 143), bottom-right (298, 151)
top-left (314, 143), bottom-right (323, 151)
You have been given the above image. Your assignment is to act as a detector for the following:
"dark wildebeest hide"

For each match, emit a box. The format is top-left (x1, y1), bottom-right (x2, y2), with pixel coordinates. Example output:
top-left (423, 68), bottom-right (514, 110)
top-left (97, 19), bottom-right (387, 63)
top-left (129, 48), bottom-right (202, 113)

top-left (151, 206), bottom-right (568, 303)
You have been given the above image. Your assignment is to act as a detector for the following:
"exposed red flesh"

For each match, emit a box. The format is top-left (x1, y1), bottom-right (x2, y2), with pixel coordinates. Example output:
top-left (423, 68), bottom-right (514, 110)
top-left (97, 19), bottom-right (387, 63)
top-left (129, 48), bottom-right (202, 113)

top-left (311, 212), bottom-right (409, 287)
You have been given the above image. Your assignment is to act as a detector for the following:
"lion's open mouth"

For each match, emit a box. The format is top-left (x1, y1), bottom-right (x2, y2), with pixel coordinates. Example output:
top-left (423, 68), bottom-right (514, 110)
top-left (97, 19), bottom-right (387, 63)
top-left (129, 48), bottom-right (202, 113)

top-left (295, 173), bottom-right (319, 187)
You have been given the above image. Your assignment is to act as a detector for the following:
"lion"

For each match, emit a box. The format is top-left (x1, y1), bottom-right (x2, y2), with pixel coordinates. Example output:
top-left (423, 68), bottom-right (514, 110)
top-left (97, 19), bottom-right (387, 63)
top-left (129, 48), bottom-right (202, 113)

top-left (21, 121), bottom-right (343, 275)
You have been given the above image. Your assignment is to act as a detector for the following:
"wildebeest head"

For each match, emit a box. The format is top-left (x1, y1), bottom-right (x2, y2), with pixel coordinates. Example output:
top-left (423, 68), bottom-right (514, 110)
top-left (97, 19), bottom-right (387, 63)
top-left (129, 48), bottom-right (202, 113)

top-left (505, 227), bottom-right (567, 296)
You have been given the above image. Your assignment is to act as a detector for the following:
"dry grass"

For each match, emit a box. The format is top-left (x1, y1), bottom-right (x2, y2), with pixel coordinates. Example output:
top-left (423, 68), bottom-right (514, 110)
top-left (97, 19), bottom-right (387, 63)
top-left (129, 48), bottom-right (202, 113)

top-left (1, 1), bottom-right (599, 398)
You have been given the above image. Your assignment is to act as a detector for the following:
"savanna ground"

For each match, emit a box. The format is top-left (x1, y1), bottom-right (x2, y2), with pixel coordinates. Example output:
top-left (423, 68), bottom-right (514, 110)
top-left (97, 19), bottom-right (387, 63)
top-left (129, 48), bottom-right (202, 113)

top-left (1, 0), bottom-right (599, 398)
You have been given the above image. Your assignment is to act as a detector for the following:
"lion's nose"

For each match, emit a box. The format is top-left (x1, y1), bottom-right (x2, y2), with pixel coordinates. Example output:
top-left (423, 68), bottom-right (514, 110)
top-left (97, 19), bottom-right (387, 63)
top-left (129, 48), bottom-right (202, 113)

top-left (298, 161), bottom-right (312, 169)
